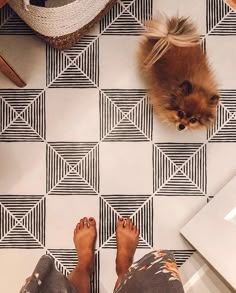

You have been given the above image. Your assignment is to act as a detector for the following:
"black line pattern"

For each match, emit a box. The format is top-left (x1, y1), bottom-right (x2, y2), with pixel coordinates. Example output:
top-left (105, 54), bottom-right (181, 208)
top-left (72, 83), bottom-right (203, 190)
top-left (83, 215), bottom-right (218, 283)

top-left (100, 89), bottom-right (153, 141)
top-left (46, 36), bottom-right (99, 88)
top-left (0, 195), bottom-right (45, 248)
top-left (0, 90), bottom-right (46, 141)
top-left (171, 250), bottom-right (195, 268)
top-left (99, 195), bottom-right (153, 248)
top-left (154, 144), bottom-right (207, 196)
top-left (1, 0), bottom-right (236, 289)
top-left (206, 0), bottom-right (236, 35)
top-left (47, 249), bottom-right (100, 293)
top-left (47, 142), bottom-right (99, 195)
top-left (0, 4), bottom-right (33, 35)
top-left (200, 35), bottom-right (206, 53)
top-left (100, 0), bottom-right (153, 35)
top-left (207, 90), bottom-right (236, 142)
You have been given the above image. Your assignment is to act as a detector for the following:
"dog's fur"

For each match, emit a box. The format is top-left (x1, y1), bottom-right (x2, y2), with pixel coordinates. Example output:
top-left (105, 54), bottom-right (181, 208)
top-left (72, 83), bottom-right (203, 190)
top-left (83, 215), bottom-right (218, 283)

top-left (138, 16), bottom-right (219, 131)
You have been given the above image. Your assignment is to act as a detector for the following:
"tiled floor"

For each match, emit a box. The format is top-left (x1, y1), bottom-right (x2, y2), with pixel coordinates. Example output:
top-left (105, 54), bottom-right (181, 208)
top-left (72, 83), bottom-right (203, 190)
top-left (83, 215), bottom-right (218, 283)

top-left (0, 0), bottom-right (236, 292)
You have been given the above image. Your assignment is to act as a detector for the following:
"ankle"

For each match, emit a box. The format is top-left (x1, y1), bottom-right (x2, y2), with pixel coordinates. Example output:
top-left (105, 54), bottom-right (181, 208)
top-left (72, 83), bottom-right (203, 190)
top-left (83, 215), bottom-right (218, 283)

top-left (74, 262), bottom-right (93, 275)
top-left (116, 261), bottom-right (131, 276)
top-left (116, 252), bottom-right (133, 266)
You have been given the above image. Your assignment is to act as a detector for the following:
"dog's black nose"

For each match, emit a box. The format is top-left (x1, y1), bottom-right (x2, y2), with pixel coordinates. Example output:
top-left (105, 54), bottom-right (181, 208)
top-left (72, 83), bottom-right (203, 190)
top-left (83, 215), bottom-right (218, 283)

top-left (178, 124), bottom-right (185, 131)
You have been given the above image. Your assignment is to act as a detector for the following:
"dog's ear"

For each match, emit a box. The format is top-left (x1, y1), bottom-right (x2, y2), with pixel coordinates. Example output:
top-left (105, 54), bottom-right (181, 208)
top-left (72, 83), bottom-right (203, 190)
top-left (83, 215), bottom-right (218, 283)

top-left (169, 94), bottom-right (178, 108)
top-left (209, 95), bottom-right (220, 106)
top-left (179, 80), bottom-right (192, 95)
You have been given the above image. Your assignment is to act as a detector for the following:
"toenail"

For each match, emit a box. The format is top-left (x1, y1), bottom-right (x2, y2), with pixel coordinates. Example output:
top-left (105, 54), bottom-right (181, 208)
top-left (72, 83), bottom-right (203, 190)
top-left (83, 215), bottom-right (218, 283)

top-left (119, 217), bottom-right (123, 221)
top-left (89, 217), bottom-right (94, 221)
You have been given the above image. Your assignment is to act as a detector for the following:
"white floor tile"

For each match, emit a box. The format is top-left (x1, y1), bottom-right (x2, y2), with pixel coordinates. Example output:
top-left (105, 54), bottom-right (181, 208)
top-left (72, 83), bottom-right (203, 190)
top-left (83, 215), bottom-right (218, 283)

top-left (207, 143), bottom-right (236, 196)
top-left (0, 142), bottom-right (46, 194)
top-left (0, 249), bottom-right (46, 293)
top-left (46, 195), bottom-right (99, 249)
top-left (153, 0), bottom-right (206, 34)
top-left (100, 142), bottom-right (153, 194)
top-left (207, 36), bottom-right (236, 89)
top-left (0, 35), bottom-right (46, 89)
top-left (46, 88), bottom-right (100, 141)
top-left (99, 35), bottom-right (146, 89)
top-left (179, 252), bottom-right (234, 293)
top-left (153, 196), bottom-right (207, 250)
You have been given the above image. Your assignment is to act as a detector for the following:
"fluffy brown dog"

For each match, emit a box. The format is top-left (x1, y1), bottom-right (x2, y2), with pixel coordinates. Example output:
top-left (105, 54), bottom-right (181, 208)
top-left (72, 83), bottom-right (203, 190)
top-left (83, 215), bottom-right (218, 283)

top-left (138, 16), bottom-right (219, 131)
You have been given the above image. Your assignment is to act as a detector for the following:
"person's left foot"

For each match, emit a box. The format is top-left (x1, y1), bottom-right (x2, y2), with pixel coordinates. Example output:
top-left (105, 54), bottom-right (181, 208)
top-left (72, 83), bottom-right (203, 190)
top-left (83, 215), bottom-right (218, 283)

top-left (116, 218), bottom-right (139, 276)
top-left (73, 217), bottom-right (97, 274)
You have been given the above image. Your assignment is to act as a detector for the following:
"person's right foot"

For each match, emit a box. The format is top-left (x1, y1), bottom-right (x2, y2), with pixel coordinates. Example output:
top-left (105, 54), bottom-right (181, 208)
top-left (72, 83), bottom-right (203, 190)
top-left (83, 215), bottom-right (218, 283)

top-left (73, 217), bottom-right (97, 274)
top-left (116, 218), bottom-right (139, 277)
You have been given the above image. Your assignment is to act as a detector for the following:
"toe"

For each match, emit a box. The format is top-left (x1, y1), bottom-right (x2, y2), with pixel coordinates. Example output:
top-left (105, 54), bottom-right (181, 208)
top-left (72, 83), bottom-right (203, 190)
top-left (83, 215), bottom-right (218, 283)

top-left (83, 217), bottom-right (89, 228)
top-left (131, 222), bottom-right (138, 232)
top-left (76, 222), bottom-right (80, 231)
top-left (126, 218), bottom-right (131, 229)
top-left (89, 217), bottom-right (96, 227)
top-left (117, 217), bottom-right (124, 229)
top-left (130, 221), bottom-right (134, 230)
top-left (80, 218), bottom-right (84, 229)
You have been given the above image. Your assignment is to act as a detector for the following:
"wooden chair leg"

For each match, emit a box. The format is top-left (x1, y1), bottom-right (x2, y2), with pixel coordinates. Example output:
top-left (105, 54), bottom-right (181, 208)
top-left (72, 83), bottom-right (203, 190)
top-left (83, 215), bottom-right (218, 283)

top-left (0, 55), bottom-right (26, 88)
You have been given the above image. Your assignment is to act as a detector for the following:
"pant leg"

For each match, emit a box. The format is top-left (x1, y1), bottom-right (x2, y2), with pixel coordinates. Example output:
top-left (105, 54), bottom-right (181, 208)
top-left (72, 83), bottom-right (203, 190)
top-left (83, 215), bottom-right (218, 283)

top-left (19, 254), bottom-right (78, 293)
top-left (115, 250), bottom-right (184, 293)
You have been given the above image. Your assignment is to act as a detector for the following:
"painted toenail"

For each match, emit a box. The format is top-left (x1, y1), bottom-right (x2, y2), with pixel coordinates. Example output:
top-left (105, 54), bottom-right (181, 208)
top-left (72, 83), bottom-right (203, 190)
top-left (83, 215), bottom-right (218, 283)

top-left (89, 218), bottom-right (94, 221)
top-left (119, 217), bottom-right (123, 221)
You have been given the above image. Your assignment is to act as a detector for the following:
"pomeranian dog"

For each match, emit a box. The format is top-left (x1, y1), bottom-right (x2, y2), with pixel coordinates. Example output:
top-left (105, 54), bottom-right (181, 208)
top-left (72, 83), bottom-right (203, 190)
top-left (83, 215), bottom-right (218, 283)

top-left (138, 15), bottom-right (220, 131)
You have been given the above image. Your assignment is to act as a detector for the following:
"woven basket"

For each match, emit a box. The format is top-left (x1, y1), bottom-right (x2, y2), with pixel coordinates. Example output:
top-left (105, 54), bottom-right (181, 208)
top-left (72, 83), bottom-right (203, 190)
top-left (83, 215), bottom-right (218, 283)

top-left (7, 0), bottom-right (117, 49)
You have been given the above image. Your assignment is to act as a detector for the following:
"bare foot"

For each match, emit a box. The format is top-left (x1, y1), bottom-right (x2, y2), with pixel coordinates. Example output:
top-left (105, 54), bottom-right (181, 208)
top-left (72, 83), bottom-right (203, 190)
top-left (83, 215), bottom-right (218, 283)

top-left (73, 217), bottom-right (97, 274)
top-left (67, 217), bottom-right (97, 293)
top-left (116, 218), bottom-right (139, 277)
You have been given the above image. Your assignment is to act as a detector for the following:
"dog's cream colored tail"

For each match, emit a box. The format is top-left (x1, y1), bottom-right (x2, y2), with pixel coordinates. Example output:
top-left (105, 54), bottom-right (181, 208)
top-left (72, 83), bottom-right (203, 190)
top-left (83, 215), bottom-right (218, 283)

top-left (144, 15), bottom-right (200, 67)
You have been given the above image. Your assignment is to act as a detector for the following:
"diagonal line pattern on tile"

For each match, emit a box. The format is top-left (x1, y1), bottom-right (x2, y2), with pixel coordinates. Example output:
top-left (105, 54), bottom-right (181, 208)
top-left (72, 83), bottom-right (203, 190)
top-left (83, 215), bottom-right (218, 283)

top-left (1, 1), bottom-right (236, 292)
top-left (100, 89), bottom-right (152, 141)
top-left (207, 90), bottom-right (236, 142)
top-left (0, 196), bottom-right (45, 248)
top-left (101, 0), bottom-right (152, 34)
top-left (0, 92), bottom-right (46, 142)
top-left (0, 4), bottom-right (33, 35)
top-left (46, 249), bottom-right (100, 292)
top-left (154, 144), bottom-right (207, 196)
top-left (206, 0), bottom-right (236, 35)
top-left (99, 195), bottom-right (153, 248)
top-left (47, 143), bottom-right (99, 195)
top-left (118, 0), bottom-right (149, 27)
top-left (46, 2), bottom-right (136, 89)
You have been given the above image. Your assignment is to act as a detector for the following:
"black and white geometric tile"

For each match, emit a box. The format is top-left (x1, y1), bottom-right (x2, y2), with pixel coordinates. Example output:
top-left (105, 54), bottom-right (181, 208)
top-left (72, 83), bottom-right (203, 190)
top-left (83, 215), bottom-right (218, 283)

top-left (100, 0), bottom-right (153, 35)
top-left (47, 249), bottom-right (100, 292)
top-left (207, 90), bottom-right (236, 142)
top-left (171, 250), bottom-right (195, 268)
top-left (0, 4), bottom-right (33, 35)
top-left (0, 195), bottom-right (45, 248)
top-left (46, 142), bottom-right (99, 195)
top-left (100, 89), bottom-right (153, 141)
top-left (0, 0), bottom-right (236, 292)
top-left (0, 90), bottom-right (46, 141)
top-left (46, 36), bottom-right (99, 88)
top-left (154, 143), bottom-right (207, 196)
top-left (99, 194), bottom-right (153, 248)
top-left (207, 0), bottom-right (236, 35)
